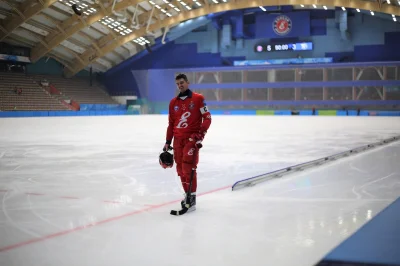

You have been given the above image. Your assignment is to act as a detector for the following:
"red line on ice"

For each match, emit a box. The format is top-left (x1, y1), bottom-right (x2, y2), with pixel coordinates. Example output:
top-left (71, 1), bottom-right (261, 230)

top-left (0, 185), bottom-right (231, 252)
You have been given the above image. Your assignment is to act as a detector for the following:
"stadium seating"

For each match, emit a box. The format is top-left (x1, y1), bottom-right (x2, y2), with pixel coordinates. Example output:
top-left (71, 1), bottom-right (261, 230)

top-left (30, 74), bottom-right (117, 104)
top-left (0, 72), bottom-right (69, 111)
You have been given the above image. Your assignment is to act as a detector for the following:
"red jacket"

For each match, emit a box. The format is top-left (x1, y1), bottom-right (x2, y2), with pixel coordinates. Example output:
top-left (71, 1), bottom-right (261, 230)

top-left (166, 90), bottom-right (211, 142)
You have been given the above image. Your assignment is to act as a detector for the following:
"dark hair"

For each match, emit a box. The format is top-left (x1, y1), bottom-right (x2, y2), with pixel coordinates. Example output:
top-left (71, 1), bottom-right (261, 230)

top-left (175, 73), bottom-right (188, 82)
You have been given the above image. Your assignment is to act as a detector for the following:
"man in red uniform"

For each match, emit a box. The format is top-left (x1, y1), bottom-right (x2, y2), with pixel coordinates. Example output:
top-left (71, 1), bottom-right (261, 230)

top-left (163, 73), bottom-right (212, 212)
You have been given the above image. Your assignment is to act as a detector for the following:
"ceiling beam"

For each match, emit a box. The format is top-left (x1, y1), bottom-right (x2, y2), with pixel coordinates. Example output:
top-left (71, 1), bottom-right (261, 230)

top-left (39, 12), bottom-right (66, 34)
top-left (0, 0), bottom-right (58, 41)
top-left (28, 16), bottom-right (59, 35)
top-left (111, 50), bottom-right (125, 61)
top-left (77, 31), bottom-right (117, 59)
top-left (63, 0), bottom-right (400, 77)
top-left (9, 32), bottom-right (37, 45)
top-left (47, 53), bottom-right (75, 71)
top-left (0, 8), bottom-right (13, 17)
top-left (17, 28), bottom-right (50, 49)
top-left (30, 0), bottom-right (146, 62)
top-left (49, 5), bottom-right (74, 17)
top-left (5, 35), bottom-right (36, 47)
top-left (58, 45), bottom-right (87, 65)
top-left (0, 0), bottom-right (25, 18)
top-left (93, 6), bottom-right (158, 49)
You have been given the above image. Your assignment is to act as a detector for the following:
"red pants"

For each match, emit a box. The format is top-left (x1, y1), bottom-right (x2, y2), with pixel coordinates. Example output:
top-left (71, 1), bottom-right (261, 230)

top-left (173, 137), bottom-right (199, 193)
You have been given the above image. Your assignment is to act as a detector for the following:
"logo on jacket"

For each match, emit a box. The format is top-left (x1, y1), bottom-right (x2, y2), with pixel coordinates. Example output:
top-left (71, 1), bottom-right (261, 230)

top-left (273, 15), bottom-right (292, 36)
top-left (174, 106), bottom-right (179, 112)
top-left (189, 102), bottom-right (195, 110)
top-left (188, 148), bottom-right (195, 156)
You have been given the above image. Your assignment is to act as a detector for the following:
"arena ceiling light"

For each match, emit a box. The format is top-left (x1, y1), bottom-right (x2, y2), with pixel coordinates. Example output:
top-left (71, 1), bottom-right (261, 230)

top-left (178, 0), bottom-right (192, 10)
top-left (341, 6), bottom-right (346, 10)
top-left (133, 37), bottom-right (151, 46)
top-left (168, 2), bottom-right (181, 11)
top-left (193, 0), bottom-right (201, 7)
top-left (159, 8), bottom-right (172, 17)
top-left (370, 10), bottom-right (374, 15)
top-left (312, 4), bottom-right (316, 8)
top-left (116, 26), bottom-right (133, 35)
top-left (100, 16), bottom-right (132, 36)
top-left (356, 8), bottom-right (360, 12)
top-left (300, 4), bottom-right (304, 7)
top-left (393, 14), bottom-right (397, 21)
top-left (259, 6), bottom-right (266, 11)
top-left (100, 16), bottom-right (116, 27)
top-left (151, 0), bottom-right (189, 12)
top-left (85, 7), bottom-right (97, 15)
top-left (149, 0), bottom-right (179, 15)
top-left (149, 1), bottom-right (163, 12)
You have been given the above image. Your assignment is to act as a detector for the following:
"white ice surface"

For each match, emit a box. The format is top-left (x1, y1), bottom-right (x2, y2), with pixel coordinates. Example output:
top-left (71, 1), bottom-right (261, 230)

top-left (0, 115), bottom-right (400, 266)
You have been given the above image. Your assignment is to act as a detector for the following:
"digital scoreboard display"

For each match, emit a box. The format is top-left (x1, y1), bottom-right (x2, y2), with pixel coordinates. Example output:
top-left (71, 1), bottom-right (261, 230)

top-left (255, 42), bottom-right (313, 52)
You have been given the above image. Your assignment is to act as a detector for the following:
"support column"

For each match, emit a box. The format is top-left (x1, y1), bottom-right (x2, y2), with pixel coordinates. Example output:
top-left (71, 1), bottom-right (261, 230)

top-left (353, 87), bottom-right (357, 100)
top-left (295, 68), bottom-right (300, 100)
top-left (267, 70), bottom-right (275, 101)
top-left (242, 70), bottom-right (247, 101)
top-left (323, 68), bottom-right (328, 100)
top-left (383, 67), bottom-right (387, 100)
top-left (218, 72), bottom-right (222, 101)
top-left (352, 67), bottom-right (356, 100)
top-left (383, 86), bottom-right (387, 100)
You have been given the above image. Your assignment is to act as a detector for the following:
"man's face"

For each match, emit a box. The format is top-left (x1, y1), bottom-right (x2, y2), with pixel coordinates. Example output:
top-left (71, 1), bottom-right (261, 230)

top-left (176, 78), bottom-right (189, 93)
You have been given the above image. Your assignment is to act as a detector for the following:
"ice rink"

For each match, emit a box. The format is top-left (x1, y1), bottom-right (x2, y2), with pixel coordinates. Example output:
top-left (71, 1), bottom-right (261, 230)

top-left (1, 115), bottom-right (400, 266)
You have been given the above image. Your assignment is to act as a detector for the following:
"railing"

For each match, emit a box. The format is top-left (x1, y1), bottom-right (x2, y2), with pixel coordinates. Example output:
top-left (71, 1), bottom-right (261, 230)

top-left (169, 61), bottom-right (400, 107)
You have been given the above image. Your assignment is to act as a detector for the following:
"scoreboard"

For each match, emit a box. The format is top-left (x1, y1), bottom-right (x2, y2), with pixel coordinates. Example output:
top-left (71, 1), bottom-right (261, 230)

top-left (255, 42), bottom-right (313, 52)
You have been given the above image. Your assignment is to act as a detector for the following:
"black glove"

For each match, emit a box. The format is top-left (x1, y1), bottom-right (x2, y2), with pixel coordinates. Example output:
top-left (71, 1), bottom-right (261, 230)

top-left (163, 140), bottom-right (172, 151)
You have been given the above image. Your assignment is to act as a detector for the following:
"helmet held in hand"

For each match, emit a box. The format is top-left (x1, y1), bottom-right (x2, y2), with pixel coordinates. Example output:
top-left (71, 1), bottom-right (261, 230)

top-left (159, 149), bottom-right (174, 169)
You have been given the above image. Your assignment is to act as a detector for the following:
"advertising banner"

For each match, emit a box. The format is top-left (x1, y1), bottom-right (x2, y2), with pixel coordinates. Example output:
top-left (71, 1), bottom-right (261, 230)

top-left (0, 54), bottom-right (31, 63)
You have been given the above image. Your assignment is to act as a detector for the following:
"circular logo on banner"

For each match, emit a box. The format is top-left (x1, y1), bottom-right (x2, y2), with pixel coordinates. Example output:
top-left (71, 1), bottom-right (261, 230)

top-left (273, 15), bottom-right (292, 36)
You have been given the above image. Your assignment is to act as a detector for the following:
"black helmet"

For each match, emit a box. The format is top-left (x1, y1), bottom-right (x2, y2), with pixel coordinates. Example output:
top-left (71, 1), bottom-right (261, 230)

top-left (159, 149), bottom-right (174, 169)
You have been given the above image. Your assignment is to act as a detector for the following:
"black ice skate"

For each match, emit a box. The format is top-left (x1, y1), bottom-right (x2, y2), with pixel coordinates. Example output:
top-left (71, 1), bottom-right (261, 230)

top-left (181, 193), bottom-right (196, 212)
top-left (171, 193), bottom-right (196, 216)
top-left (171, 157), bottom-right (198, 216)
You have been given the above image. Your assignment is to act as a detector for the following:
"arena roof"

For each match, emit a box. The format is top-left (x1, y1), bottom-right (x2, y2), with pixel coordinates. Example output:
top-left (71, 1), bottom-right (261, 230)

top-left (0, 0), bottom-right (399, 77)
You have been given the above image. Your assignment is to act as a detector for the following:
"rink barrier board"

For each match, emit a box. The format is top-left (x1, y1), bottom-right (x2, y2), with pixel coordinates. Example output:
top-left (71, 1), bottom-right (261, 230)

top-left (0, 110), bottom-right (139, 117)
top-left (231, 135), bottom-right (400, 191)
top-left (203, 100), bottom-right (400, 106)
top-left (1, 110), bottom-right (399, 117)
top-left (160, 110), bottom-right (400, 116)
top-left (317, 110), bottom-right (337, 116)
top-left (79, 104), bottom-right (127, 111)
top-left (255, 110), bottom-right (275, 115)
top-left (157, 100), bottom-right (400, 108)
